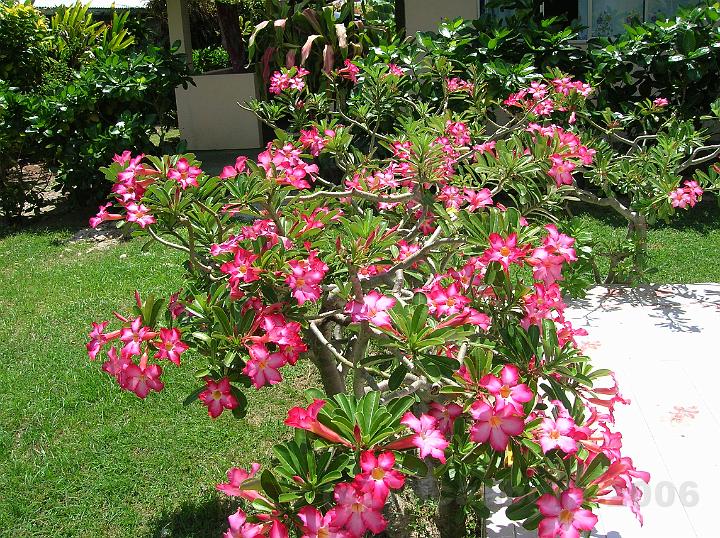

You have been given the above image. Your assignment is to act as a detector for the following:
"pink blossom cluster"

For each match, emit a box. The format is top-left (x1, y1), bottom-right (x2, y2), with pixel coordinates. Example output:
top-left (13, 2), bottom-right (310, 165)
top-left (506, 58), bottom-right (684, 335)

top-left (446, 77), bottom-right (474, 94)
top-left (299, 126), bottom-right (336, 156)
top-left (526, 123), bottom-right (596, 187)
top-left (504, 78), bottom-right (592, 120)
top-left (285, 250), bottom-right (329, 305)
top-left (243, 306), bottom-right (308, 389)
top-left (90, 153), bottom-right (157, 229)
top-left (218, 447), bottom-right (405, 537)
top-left (437, 185), bottom-right (493, 212)
top-left (87, 301), bottom-right (189, 398)
top-left (669, 180), bottom-right (703, 208)
top-left (527, 224), bottom-right (578, 284)
top-left (469, 365), bottom-right (532, 450)
top-left (337, 59), bottom-right (360, 83)
top-left (532, 393), bottom-right (650, 531)
top-left (89, 153), bottom-right (209, 229)
top-left (345, 290), bottom-right (396, 329)
top-left (345, 166), bottom-right (400, 193)
top-left (258, 143), bottom-right (320, 189)
top-left (211, 219), bottom-right (289, 257)
top-left (269, 67), bottom-right (309, 94)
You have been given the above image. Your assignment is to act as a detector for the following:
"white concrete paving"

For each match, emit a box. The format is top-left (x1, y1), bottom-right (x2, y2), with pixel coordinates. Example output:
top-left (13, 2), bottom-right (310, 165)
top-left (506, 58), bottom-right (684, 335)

top-left (485, 284), bottom-right (720, 538)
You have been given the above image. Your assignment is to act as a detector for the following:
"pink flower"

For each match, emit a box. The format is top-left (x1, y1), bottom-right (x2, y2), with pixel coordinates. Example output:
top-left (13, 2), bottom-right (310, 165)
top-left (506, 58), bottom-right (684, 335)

top-left (125, 203), bottom-right (156, 228)
top-left (527, 247), bottom-right (565, 284)
top-left (89, 202), bottom-right (123, 228)
top-left (533, 99), bottom-right (554, 116)
top-left (482, 233), bottom-right (525, 271)
top-left (332, 482), bottom-right (387, 537)
top-left (258, 143), bottom-right (319, 190)
top-left (299, 126), bottom-right (329, 157)
top-left (285, 400), bottom-right (352, 446)
top-left (221, 248), bottom-right (261, 284)
top-left (101, 346), bottom-right (131, 379)
top-left (120, 355), bottom-right (164, 398)
top-left (592, 457), bottom-right (650, 525)
top-left (426, 282), bottom-right (470, 317)
top-left (87, 321), bottom-right (110, 360)
top-left (543, 224), bottom-right (577, 262)
top-left (653, 97), bottom-right (669, 107)
top-left (269, 67), bottom-right (308, 94)
top-left (243, 343), bottom-right (286, 388)
top-left (223, 508), bottom-right (265, 538)
top-left (469, 401), bottom-right (525, 451)
top-left (539, 416), bottom-right (578, 454)
top-left (345, 290), bottom-right (396, 329)
top-left (480, 365), bottom-right (533, 412)
top-left (355, 451), bottom-right (405, 501)
top-left (297, 506), bottom-right (350, 538)
top-left (285, 252), bottom-right (328, 305)
top-left (684, 179), bottom-right (703, 198)
top-left (220, 156), bottom-right (249, 179)
top-left (548, 156), bottom-right (576, 186)
top-left (537, 488), bottom-right (598, 538)
top-left (119, 317), bottom-right (154, 357)
top-left (217, 463), bottom-right (262, 500)
top-left (427, 402), bottom-right (463, 436)
top-left (168, 158), bottom-right (202, 189)
top-left (464, 188), bottom-right (493, 211)
top-left (337, 59), bottom-right (360, 83)
top-left (168, 292), bottom-right (185, 319)
top-left (152, 328), bottom-right (188, 365)
top-left (446, 77), bottom-right (474, 93)
top-left (387, 63), bottom-right (405, 76)
top-left (386, 412), bottom-right (449, 463)
top-left (199, 377), bottom-right (239, 418)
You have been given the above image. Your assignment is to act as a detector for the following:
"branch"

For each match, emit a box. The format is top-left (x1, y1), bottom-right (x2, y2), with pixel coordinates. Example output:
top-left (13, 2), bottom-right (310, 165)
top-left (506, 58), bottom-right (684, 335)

top-left (147, 226), bottom-right (190, 253)
top-left (678, 145), bottom-right (720, 173)
top-left (367, 234), bottom-right (464, 286)
top-left (335, 109), bottom-right (392, 143)
top-left (566, 186), bottom-right (637, 223)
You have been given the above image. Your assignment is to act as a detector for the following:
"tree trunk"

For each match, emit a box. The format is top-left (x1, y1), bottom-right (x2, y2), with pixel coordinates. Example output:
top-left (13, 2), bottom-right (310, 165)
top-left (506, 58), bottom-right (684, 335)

top-left (628, 214), bottom-right (649, 279)
top-left (305, 322), bottom-right (346, 396)
top-left (394, 0), bottom-right (405, 36)
top-left (215, 1), bottom-right (245, 72)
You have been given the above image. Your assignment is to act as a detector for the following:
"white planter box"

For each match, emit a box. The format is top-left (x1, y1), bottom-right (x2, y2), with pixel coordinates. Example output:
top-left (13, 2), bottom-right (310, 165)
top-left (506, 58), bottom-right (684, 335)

top-left (176, 70), bottom-right (262, 150)
top-left (404, 0), bottom-right (480, 35)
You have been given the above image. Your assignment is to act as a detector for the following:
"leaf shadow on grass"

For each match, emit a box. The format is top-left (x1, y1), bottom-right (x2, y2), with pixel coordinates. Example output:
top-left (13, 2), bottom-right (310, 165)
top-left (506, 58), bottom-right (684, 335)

top-left (147, 495), bottom-right (235, 538)
top-left (0, 199), bottom-right (96, 241)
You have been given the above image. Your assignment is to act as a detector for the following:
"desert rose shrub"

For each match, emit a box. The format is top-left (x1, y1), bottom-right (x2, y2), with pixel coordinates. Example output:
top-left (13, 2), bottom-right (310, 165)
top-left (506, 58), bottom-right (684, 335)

top-left (86, 64), bottom-right (666, 535)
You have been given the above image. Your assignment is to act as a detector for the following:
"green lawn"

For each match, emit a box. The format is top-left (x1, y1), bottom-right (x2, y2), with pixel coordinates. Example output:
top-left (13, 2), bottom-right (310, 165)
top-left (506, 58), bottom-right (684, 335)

top-left (570, 198), bottom-right (720, 283)
top-left (0, 199), bottom-right (718, 537)
top-left (0, 224), bottom-right (313, 537)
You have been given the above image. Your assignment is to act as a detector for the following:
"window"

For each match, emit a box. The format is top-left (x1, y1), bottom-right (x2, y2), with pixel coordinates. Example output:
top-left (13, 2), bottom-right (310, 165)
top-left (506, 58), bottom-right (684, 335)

top-left (578, 0), bottom-right (705, 39)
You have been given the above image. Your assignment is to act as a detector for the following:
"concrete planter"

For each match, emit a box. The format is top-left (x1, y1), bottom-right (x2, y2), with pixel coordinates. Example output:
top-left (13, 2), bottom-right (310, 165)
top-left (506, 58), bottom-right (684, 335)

top-left (404, 0), bottom-right (479, 35)
top-left (175, 69), bottom-right (262, 151)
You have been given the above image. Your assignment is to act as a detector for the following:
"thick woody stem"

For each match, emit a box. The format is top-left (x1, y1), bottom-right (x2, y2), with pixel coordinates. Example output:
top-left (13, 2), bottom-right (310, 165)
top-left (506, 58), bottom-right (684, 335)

top-left (305, 321), bottom-right (346, 396)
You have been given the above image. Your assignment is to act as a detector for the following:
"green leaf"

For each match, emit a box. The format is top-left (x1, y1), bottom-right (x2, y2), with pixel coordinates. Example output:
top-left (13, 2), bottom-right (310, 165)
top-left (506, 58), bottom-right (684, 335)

top-left (182, 385), bottom-right (205, 406)
top-left (388, 364), bottom-right (408, 391)
top-left (398, 453), bottom-right (428, 477)
top-left (260, 470), bottom-right (281, 501)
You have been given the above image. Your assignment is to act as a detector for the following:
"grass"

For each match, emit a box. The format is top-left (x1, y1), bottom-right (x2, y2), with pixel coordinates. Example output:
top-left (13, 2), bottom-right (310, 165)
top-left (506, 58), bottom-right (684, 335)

top-left (0, 221), bottom-right (314, 537)
top-left (569, 198), bottom-right (720, 283)
top-left (0, 198), bottom-right (718, 536)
